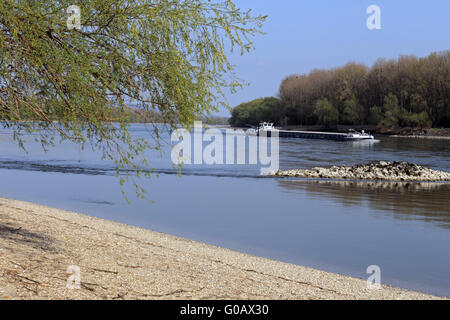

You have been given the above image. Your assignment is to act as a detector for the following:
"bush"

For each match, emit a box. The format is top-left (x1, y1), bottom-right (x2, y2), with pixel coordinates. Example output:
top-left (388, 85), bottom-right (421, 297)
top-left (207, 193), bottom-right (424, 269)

top-left (229, 97), bottom-right (282, 127)
top-left (342, 97), bottom-right (364, 124)
top-left (405, 111), bottom-right (432, 128)
top-left (314, 99), bottom-right (339, 128)
top-left (379, 94), bottom-right (432, 128)
top-left (380, 93), bottom-right (408, 127)
top-left (368, 106), bottom-right (383, 125)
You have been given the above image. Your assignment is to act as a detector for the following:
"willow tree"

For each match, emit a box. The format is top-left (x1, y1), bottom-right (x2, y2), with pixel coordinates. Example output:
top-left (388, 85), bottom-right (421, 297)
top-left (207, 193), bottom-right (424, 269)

top-left (0, 0), bottom-right (265, 197)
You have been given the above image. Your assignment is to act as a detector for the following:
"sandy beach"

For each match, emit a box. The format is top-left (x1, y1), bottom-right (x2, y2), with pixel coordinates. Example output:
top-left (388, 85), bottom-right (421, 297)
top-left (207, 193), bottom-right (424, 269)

top-left (0, 197), bottom-right (444, 300)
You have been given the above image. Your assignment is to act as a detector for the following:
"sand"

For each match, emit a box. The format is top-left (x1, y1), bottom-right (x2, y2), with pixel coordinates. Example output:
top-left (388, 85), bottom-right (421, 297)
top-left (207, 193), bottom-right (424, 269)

top-left (0, 197), bottom-right (444, 300)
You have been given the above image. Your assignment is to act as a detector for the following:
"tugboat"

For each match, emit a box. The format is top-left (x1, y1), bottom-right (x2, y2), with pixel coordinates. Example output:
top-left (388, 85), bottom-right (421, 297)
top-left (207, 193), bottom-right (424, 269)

top-left (257, 122), bottom-right (277, 132)
top-left (345, 129), bottom-right (374, 140)
top-left (246, 122), bottom-right (278, 136)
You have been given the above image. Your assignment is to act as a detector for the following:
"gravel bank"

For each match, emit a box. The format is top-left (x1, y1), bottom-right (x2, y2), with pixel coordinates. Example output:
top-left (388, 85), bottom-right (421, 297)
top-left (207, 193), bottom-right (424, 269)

top-left (273, 161), bottom-right (450, 182)
top-left (0, 197), bottom-right (444, 300)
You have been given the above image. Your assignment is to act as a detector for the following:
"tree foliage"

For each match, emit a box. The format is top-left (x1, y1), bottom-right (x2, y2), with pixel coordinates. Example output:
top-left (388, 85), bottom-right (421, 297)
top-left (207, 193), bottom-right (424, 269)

top-left (342, 96), bottom-right (364, 125)
top-left (314, 98), bottom-right (338, 128)
top-left (0, 0), bottom-right (265, 198)
top-left (380, 93), bottom-right (432, 128)
top-left (229, 96), bottom-right (282, 127)
top-left (277, 51), bottom-right (450, 128)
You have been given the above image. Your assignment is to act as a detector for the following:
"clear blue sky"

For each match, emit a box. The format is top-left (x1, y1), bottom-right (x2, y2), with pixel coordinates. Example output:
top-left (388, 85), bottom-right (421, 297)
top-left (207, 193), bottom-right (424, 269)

top-left (218, 0), bottom-right (450, 116)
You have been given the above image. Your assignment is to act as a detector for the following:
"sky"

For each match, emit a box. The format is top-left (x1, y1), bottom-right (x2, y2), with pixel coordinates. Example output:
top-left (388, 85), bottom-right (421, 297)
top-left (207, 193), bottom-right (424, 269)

top-left (217, 0), bottom-right (450, 116)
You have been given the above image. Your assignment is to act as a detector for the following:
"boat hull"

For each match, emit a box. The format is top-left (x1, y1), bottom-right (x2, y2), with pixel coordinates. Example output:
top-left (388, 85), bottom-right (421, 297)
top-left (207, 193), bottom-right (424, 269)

top-left (344, 135), bottom-right (374, 140)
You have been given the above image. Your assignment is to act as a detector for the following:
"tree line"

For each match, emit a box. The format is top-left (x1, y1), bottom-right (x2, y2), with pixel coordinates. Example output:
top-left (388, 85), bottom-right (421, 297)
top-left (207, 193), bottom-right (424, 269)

top-left (230, 51), bottom-right (450, 129)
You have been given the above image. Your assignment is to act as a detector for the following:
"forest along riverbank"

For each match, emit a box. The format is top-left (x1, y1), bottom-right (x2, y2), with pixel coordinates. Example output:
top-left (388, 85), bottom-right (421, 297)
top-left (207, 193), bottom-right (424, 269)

top-left (273, 161), bottom-right (450, 181)
top-left (0, 197), bottom-right (444, 300)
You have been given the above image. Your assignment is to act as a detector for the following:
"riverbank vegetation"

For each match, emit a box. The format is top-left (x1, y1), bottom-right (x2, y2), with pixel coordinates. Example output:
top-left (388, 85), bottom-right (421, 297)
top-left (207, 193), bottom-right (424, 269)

top-left (0, 0), bottom-right (265, 197)
top-left (230, 51), bottom-right (449, 130)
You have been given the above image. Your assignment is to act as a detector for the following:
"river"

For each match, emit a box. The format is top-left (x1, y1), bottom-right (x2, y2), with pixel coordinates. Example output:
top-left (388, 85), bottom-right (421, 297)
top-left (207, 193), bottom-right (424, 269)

top-left (0, 124), bottom-right (449, 297)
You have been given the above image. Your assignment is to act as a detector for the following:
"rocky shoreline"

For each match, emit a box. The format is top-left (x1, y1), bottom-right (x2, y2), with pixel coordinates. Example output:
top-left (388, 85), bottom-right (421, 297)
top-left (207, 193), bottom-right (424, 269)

top-left (273, 161), bottom-right (450, 182)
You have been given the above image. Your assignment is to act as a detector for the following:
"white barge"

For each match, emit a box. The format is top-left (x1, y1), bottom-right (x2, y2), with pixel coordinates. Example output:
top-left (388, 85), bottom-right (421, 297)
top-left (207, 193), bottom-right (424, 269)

top-left (248, 123), bottom-right (374, 141)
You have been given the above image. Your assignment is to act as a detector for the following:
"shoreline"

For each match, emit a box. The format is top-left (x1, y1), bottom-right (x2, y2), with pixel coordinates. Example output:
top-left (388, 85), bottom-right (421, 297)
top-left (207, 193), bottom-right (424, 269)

top-left (389, 134), bottom-right (450, 140)
top-left (0, 197), bottom-right (444, 300)
top-left (229, 125), bottom-right (450, 140)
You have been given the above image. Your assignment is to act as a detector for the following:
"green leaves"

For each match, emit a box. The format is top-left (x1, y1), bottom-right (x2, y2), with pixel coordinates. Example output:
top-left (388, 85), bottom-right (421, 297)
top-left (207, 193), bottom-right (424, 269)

top-left (314, 99), bottom-right (339, 129)
top-left (0, 0), bottom-right (266, 200)
top-left (229, 97), bottom-right (282, 127)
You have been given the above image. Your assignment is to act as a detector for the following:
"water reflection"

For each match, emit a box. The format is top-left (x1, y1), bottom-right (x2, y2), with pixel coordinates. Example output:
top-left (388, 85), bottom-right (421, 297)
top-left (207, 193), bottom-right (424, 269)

top-left (278, 179), bottom-right (450, 229)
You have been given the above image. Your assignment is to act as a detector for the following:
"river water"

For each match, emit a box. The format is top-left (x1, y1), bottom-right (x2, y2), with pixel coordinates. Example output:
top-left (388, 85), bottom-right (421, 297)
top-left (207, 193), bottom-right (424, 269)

top-left (0, 124), bottom-right (449, 297)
